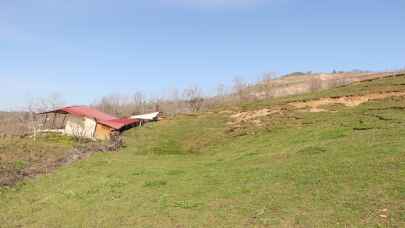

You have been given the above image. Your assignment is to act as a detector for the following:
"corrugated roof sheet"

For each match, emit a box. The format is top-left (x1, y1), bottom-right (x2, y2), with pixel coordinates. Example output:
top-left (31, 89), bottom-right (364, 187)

top-left (41, 106), bottom-right (138, 130)
top-left (130, 112), bottom-right (160, 120)
top-left (99, 118), bottom-right (139, 130)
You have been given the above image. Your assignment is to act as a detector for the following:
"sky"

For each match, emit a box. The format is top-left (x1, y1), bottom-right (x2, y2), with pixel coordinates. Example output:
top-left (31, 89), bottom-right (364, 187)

top-left (1, 0), bottom-right (404, 110)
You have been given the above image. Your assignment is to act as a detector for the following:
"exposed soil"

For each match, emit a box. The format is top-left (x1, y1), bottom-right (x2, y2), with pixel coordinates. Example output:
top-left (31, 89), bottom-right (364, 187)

top-left (228, 91), bottom-right (405, 125)
top-left (230, 108), bottom-right (281, 124)
top-left (289, 91), bottom-right (405, 112)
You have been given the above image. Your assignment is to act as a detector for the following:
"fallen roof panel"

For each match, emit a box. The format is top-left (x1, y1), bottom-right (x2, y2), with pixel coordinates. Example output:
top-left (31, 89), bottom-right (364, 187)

top-left (130, 112), bottom-right (160, 120)
top-left (99, 118), bottom-right (139, 130)
top-left (40, 106), bottom-right (138, 130)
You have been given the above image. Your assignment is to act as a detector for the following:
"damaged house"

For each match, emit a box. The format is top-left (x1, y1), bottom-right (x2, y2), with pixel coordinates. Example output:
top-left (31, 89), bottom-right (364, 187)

top-left (39, 106), bottom-right (139, 140)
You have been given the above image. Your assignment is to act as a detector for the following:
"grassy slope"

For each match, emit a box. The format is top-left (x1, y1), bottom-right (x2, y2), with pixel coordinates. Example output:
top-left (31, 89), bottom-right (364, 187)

top-left (1, 76), bottom-right (405, 227)
top-left (0, 134), bottom-right (75, 186)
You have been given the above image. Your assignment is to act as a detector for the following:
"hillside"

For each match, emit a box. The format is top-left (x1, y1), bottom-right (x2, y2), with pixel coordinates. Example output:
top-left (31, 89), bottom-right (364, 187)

top-left (242, 72), bottom-right (400, 100)
top-left (1, 75), bottom-right (405, 227)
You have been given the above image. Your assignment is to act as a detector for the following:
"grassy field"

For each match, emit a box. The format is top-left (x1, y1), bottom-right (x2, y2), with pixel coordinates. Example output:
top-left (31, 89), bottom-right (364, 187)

top-left (1, 75), bottom-right (405, 227)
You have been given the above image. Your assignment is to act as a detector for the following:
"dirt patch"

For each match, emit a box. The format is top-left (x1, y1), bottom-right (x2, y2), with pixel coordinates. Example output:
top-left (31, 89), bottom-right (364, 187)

top-left (229, 108), bottom-right (281, 125)
top-left (228, 91), bottom-right (405, 125)
top-left (289, 91), bottom-right (405, 112)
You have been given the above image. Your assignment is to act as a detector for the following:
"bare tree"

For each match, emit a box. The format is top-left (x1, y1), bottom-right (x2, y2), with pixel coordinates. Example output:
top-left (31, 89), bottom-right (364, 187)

top-left (259, 72), bottom-right (277, 99)
top-left (152, 97), bottom-right (163, 113)
top-left (167, 88), bottom-right (185, 114)
top-left (98, 94), bottom-right (124, 116)
top-left (96, 92), bottom-right (150, 117)
top-left (46, 93), bottom-right (65, 110)
top-left (33, 93), bottom-right (65, 112)
top-left (131, 91), bottom-right (146, 115)
top-left (26, 102), bottom-right (40, 140)
top-left (23, 94), bottom-right (66, 140)
top-left (183, 85), bottom-right (204, 112)
top-left (232, 77), bottom-right (248, 102)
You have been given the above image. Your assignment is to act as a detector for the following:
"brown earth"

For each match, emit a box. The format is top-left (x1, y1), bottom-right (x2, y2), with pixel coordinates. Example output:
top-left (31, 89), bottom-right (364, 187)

top-left (229, 91), bottom-right (405, 125)
top-left (289, 91), bottom-right (405, 112)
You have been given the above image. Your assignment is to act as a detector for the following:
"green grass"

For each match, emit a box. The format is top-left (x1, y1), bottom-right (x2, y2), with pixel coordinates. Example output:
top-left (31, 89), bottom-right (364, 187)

top-left (1, 76), bottom-right (405, 227)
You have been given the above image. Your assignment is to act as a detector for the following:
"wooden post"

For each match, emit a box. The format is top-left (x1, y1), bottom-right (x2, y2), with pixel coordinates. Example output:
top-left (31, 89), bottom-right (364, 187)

top-left (62, 114), bottom-right (68, 129)
top-left (51, 113), bottom-right (57, 129)
top-left (43, 113), bottom-right (48, 129)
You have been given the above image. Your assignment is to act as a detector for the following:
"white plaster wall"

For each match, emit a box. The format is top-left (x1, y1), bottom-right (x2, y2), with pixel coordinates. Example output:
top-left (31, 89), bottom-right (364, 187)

top-left (64, 116), bottom-right (96, 139)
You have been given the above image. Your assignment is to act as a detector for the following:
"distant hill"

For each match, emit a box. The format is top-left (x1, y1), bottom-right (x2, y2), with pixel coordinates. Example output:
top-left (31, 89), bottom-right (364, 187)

top-left (280, 71), bottom-right (310, 78)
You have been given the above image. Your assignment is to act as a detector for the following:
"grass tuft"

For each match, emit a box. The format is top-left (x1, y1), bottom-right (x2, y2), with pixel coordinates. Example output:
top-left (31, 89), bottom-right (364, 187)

top-left (143, 180), bottom-right (167, 188)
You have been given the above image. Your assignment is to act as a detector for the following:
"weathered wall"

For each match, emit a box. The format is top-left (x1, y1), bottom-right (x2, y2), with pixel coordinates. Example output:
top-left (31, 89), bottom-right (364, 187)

top-left (95, 123), bottom-right (112, 140)
top-left (65, 116), bottom-right (97, 139)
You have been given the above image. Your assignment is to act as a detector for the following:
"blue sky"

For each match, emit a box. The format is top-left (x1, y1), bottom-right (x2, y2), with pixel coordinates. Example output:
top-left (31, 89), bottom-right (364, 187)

top-left (1, 0), bottom-right (404, 110)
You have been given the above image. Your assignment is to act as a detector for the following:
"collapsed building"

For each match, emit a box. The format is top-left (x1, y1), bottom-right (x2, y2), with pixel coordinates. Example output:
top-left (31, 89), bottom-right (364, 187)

top-left (39, 106), bottom-right (139, 140)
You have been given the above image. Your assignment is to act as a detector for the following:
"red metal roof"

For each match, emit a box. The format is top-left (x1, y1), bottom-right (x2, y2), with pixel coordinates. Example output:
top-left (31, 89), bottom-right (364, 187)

top-left (41, 106), bottom-right (138, 130)
top-left (99, 118), bottom-right (139, 130)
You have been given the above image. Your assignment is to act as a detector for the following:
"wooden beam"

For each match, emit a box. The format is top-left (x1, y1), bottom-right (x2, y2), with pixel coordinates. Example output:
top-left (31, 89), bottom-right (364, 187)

top-left (62, 114), bottom-right (68, 128)
top-left (51, 113), bottom-right (57, 129)
top-left (43, 113), bottom-right (48, 128)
